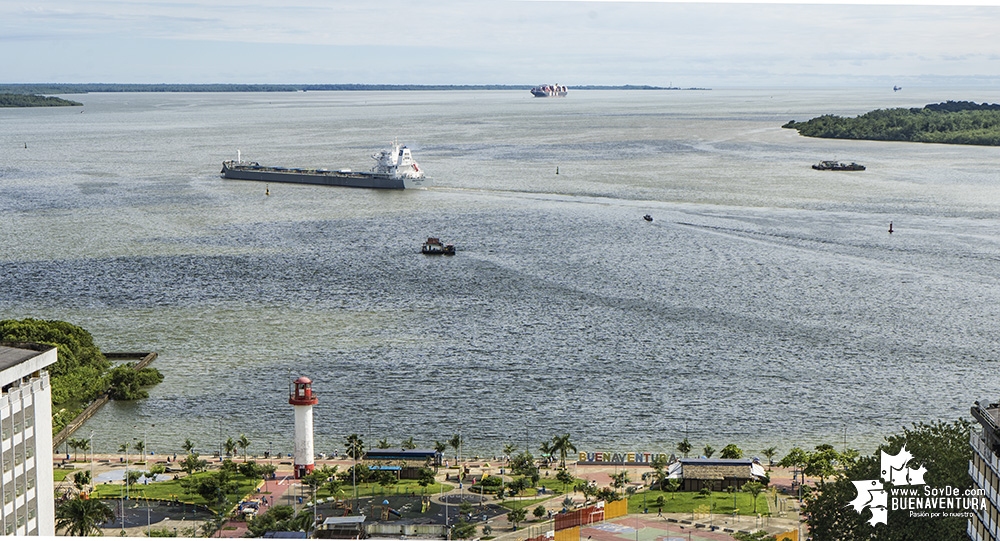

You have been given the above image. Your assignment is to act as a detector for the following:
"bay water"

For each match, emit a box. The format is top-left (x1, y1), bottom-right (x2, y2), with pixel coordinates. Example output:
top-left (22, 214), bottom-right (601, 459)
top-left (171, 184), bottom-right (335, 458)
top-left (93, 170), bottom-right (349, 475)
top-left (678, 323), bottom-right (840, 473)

top-left (3, 88), bottom-right (1000, 459)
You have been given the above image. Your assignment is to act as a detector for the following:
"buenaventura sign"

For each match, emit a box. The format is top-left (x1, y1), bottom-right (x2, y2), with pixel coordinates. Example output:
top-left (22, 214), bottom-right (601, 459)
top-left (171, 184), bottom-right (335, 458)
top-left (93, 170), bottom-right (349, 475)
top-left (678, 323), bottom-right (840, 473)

top-left (577, 451), bottom-right (670, 465)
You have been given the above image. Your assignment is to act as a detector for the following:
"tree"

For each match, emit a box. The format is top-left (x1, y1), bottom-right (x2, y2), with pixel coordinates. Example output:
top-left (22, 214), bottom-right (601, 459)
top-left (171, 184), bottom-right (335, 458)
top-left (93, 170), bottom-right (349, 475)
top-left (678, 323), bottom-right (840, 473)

top-left (418, 467), bottom-right (436, 491)
top-left (503, 443), bottom-right (517, 460)
top-left (345, 434), bottom-right (365, 460)
top-left (402, 437), bottom-right (416, 450)
top-left (72, 470), bottom-right (92, 492)
top-left (224, 437), bottom-right (237, 457)
top-left (551, 433), bottom-right (577, 469)
top-left (180, 452), bottom-right (208, 474)
top-left (133, 439), bottom-right (145, 459)
top-left (533, 505), bottom-right (546, 519)
top-left (507, 507), bottom-right (527, 529)
top-left (55, 497), bottom-right (115, 536)
top-left (78, 437), bottom-right (91, 461)
top-left (182, 438), bottom-right (195, 454)
top-left (126, 470), bottom-right (144, 486)
top-left (663, 478), bottom-right (681, 499)
top-left (720, 444), bottom-right (743, 459)
top-left (742, 481), bottom-right (764, 513)
top-left (451, 517), bottom-right (477, 539)
top-left (703, 444), bottom-right (715, 458)
top-left (556, 468), bottom-right (574, 492)
top-left (803, 420), bottom-right (972, 541)
top-left (761, 447), bottom-right (778, 468)
top-left (677, 438), bottom-right (692, 458)
top-left (106, 363), bottom-right (164, 400)
top-left (778, 447), bottom-right (809, 485)
top-left (538, 440), bottom-right (554, 465)
top-left (237, 434), bottom-right (251, 460)
top-left (69, 438), bottom-right (82, 460)
top-left (449, 434), bottom-right (462, 462)
top-left (610, 471), bottom-right (630, 493)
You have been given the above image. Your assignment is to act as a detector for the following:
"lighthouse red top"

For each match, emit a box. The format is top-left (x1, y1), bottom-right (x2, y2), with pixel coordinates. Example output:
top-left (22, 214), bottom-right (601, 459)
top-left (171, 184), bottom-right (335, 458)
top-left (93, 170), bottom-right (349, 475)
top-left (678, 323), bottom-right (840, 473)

top-left (289, 376), bottom-right (318, 406)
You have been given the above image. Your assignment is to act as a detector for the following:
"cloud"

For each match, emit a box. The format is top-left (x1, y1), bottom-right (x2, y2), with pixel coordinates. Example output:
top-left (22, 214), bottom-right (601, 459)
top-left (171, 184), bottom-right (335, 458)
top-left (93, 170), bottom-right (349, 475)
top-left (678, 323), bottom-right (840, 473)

top-left (4, 0), bottom-right (1000, 85)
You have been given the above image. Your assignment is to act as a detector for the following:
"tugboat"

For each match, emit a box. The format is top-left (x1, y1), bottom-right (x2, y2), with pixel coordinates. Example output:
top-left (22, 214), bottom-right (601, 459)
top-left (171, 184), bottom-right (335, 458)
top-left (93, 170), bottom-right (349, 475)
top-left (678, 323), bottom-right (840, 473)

top-left (530, 84), bottom-right (568, 98)
top-left (812, 160), bottom-right (866, 171)
top-left (422, 238), bottom-right (455, 255)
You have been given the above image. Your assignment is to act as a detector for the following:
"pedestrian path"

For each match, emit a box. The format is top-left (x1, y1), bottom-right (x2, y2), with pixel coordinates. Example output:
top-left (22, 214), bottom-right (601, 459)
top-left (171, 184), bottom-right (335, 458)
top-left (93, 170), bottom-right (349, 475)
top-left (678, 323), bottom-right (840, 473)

top-left (218, 474), bottom-right (299, 538)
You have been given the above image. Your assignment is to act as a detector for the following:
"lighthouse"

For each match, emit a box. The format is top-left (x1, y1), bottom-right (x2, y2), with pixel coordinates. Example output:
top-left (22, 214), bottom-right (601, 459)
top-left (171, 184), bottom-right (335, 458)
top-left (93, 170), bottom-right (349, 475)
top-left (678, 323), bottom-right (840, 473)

top-left (288, 376), bottom-right (318, 479)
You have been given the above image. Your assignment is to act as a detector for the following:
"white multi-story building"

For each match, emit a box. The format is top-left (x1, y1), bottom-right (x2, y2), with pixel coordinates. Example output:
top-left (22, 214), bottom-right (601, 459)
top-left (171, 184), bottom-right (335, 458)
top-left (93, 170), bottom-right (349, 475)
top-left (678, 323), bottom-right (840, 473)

top-left (970, 399), bottom-right (1000, 541)
top-left (0, 344), bottom-right (56, 536)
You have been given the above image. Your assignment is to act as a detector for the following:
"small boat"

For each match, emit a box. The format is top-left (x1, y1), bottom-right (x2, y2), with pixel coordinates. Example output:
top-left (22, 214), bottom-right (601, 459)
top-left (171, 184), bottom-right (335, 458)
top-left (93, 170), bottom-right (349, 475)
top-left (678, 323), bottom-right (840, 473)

top-left (643, 214), bottom-right (653, 222)
top-left (422, 237), bottom-right (455, 255)
top-left (812, 160), bottom-right (865, 171)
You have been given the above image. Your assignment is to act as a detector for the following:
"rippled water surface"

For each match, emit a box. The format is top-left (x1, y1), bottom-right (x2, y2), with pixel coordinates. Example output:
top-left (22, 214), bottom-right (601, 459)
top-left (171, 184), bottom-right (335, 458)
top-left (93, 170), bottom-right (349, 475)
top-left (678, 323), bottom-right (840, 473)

top-left (3, 89), bottom-right (1000, 458)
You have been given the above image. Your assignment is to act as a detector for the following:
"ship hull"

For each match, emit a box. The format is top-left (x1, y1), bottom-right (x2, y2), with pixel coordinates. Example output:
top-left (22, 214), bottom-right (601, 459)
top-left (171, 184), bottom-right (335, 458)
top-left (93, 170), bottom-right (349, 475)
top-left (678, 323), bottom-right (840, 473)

top-left (530, 90), bottom-right (567, 98)
top-left (221, 162), bottom-right (426, 190)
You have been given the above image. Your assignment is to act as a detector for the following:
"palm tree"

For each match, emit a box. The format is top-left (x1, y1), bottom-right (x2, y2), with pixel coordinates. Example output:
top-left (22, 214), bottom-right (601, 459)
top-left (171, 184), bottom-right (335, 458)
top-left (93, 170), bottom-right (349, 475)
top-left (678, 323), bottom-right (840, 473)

top-left (55, 497), bottom-right (115, 536)
top-left (449, 434), bottom-right (462, 463)
top-left (551, 433), bottom-right (577, 469)
top-left (67, 438), bottom-right (80, 461)
top-left (182, 438), bottom-right (195, 454)
top-left (224, 437), bottom-right (238, 457)
top-left (677, 438), bottom-right (692, 458)
top-left (133, 440), bottom-right (145, 460)
top-left (78, 438), bottom-right (91, 463)
top-left (761, 446), bottom-right (778, 469)
top-left (402, 437), bottom-right (416, 450)
top-left (538, 441), bottom-right (554, 466)
top-left (345, 434), bottom-right (365, 460)
top-left (503, 443), bottom-right (517, 462)
top-left (238, 434), bottom-right (251, 460)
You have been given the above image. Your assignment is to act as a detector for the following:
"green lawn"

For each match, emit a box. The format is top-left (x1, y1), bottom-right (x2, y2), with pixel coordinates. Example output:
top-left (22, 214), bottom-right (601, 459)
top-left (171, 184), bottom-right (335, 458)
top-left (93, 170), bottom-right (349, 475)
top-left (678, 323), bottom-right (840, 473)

top-left (53, 469), bottom-right (75, 482)
top-left (327, 479), bottom-right (450, 500)
top-left (628, 490), bottom-right (769, 516)
top-left (91, 472), bottom-right (259, 508)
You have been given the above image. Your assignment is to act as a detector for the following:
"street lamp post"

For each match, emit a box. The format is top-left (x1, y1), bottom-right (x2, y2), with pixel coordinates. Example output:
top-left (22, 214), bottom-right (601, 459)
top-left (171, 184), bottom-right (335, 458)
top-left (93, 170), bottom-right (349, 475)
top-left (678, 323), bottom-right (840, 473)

top-left (89, 431), bottom-right (96, 493)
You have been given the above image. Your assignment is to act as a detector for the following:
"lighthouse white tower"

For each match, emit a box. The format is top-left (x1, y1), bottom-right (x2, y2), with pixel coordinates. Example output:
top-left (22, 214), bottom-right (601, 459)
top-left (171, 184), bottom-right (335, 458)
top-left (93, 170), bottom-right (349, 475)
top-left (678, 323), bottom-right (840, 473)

top-left (289, 376), bottom-right (318, 479)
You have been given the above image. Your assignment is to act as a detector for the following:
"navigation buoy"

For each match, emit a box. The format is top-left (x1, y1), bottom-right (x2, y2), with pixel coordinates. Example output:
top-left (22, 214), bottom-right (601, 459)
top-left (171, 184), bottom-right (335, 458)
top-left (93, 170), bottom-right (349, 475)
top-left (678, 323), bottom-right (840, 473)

top-left (888, 221), bottom-right (894, 234)
top-left (556, 166), bottom-right (559, 175)
top-left (265, 185), bottom-right (270, 196)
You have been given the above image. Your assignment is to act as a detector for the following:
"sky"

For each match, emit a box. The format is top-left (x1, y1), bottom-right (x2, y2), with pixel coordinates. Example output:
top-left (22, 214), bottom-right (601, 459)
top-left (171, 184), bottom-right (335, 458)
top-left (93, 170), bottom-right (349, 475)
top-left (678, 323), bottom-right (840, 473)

top-left (2, 0), bottom-right (1000, 88)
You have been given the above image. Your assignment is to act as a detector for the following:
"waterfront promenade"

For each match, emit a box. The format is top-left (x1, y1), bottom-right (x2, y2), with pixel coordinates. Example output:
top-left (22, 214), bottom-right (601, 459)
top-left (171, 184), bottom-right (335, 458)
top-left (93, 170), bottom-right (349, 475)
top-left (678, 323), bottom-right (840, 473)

top-left (56, 455), bottom-right (805, 539)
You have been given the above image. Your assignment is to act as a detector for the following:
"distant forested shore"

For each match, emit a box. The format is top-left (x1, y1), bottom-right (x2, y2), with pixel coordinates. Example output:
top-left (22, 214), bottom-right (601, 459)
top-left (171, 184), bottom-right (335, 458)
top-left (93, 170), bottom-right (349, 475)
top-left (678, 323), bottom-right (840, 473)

top-left (0, 92), bottom-right (82, 107)
top-left (0, 83), bottom-right (696, 95)
top-left (783, 101), bottom-right (1000, 146)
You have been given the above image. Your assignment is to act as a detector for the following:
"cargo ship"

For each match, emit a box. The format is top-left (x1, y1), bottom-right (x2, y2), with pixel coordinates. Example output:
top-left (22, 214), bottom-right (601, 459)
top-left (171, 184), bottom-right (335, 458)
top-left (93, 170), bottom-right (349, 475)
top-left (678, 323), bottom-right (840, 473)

top-left (530, 84), bottom-right (568, 97)
top-left (812, 160), bottom-right (866, 171)
top-left (221, 141), bottom-right (426, 189)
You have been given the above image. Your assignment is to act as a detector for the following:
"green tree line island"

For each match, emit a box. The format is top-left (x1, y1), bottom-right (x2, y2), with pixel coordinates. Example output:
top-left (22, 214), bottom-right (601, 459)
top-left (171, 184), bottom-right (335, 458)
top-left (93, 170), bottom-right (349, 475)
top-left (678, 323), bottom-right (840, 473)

top-left (0, 93), bottom-right (82, 107)
top-left (783, 101), bottom-right (1000, 146)
top-left (0, 318), bottom-right (163, 434)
